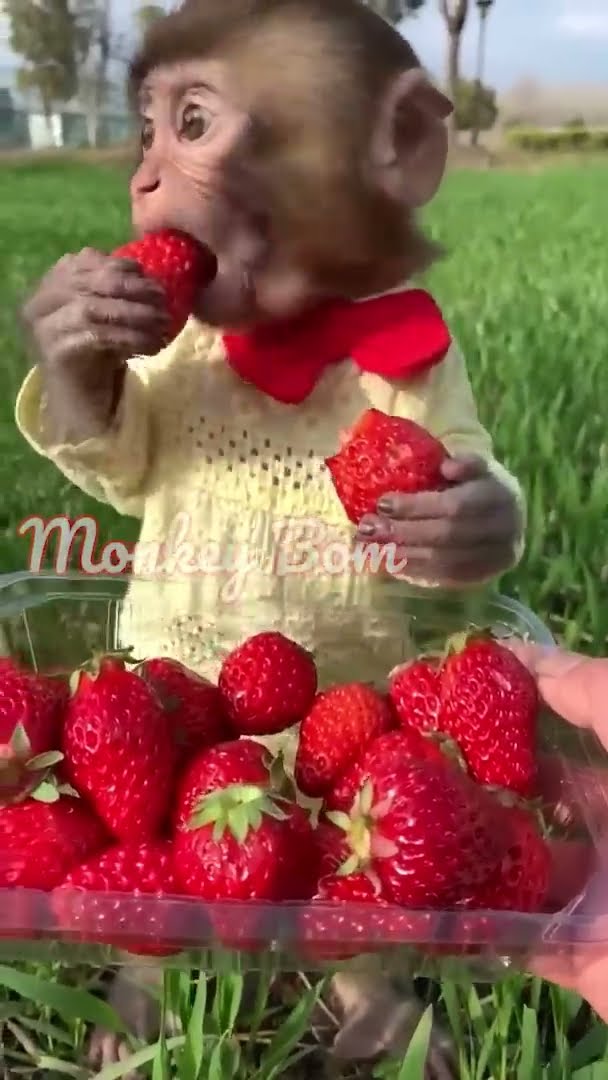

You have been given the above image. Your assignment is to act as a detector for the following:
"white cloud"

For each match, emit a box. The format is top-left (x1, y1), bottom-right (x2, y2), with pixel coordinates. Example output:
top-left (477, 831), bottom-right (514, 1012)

top-left (556, 3), bottom-right (608, 39)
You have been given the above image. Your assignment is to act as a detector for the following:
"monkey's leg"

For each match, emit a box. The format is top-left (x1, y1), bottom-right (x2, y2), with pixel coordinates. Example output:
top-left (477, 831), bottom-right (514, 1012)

top-left (88, 965), bottom-right (179, 1078)
top-left (330, 972), bottom-right (456, 1080)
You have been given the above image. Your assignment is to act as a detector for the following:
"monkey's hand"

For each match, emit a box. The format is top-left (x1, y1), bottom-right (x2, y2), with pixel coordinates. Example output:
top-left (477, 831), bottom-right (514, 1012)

top-left (21, 249), bottom-right (169, 444)
top-left (355, 454), bottom-right (522, 587)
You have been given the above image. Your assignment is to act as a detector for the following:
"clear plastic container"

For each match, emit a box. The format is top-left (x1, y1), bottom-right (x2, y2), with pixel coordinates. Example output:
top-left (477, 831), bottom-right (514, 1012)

top-left (0, 570), bottom-right (605, 979)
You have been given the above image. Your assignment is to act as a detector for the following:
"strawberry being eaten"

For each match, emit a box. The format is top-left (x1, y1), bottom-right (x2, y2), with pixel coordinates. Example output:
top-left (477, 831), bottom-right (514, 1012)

top-left (112, 229), bottom-right (217, 343)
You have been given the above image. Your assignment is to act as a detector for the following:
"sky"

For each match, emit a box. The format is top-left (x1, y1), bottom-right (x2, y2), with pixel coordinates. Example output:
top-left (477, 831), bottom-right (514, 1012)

top-left (1, 0), bottom-right (608, 90)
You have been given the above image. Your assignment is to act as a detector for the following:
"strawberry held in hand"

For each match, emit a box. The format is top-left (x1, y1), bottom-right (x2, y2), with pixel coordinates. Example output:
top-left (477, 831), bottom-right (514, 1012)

top-left (139, 657), bottom-right (232, 756)
top-left (54, 841), bottom-right (179, 956)
top-left (295, 682), bottom-right (393, 798)
top-left (326, 408), bottom-right (447, 525)
top-left (113, 229), bottom-right (216, 343)
top-left (218, 632), bottom-right (318, 736)
top-left (63, 655), bottom-right (177, 842)
top-left (439, 635), bottom-right (540, 797)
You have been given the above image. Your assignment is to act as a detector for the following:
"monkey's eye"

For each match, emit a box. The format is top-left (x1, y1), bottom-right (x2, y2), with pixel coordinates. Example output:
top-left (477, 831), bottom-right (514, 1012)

top-left (179, 104), bottom-right (211, 142)
top-left (141, 118), bottom-right (154, 152)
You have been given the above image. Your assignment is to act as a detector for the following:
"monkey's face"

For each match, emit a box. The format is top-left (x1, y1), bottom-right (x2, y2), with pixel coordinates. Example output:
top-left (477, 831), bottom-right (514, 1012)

top-left (131, 60), bottom-right (323, 329)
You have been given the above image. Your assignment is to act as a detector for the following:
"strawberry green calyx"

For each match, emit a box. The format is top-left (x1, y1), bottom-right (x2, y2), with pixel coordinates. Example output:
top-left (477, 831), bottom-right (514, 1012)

top-left (0, 724), bottom-right (65, 806)
top-left (31, 775), bottom-right (80, 804)
top-left (68, 648), bottom-right (142, 695)
top-left (187, 783), bottom-right (291, 844)
top-left (442, 626), bottom-right (494, 661)
top-left (326, 780), bottom-right (398, 877)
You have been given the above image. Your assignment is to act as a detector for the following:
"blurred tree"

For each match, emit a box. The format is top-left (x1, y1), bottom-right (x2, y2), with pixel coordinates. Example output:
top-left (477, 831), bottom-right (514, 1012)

top-left (438, 0), bottom-right (469, 143)
top-left (455, 76), bottom-right (497, 132)
top-left (365, 0), bottom-right (426, 25)
top-left (4, 0), bottom-right (79, 124)
top-left (137, 4), bottom-right (166, 35)
top-left (471, 0), bottom-right (494, 145)
top-left (73, 0), bottom-right (112, 147)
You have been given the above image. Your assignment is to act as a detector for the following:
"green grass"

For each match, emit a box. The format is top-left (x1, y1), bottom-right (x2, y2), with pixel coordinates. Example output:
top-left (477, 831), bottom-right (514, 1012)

top-left (0, 158), bottom-right (607, 1077)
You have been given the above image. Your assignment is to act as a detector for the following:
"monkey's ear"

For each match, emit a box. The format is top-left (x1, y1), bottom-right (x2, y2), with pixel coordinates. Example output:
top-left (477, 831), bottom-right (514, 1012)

top-left (370, 69), bottom-right (453, 208)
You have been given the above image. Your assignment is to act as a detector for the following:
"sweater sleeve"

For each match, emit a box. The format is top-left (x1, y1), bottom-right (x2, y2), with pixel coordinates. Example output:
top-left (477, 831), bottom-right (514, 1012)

top-left (359, 341), bottom-right (526, 569)
top-left (15, 361), bottom-right (151, 520)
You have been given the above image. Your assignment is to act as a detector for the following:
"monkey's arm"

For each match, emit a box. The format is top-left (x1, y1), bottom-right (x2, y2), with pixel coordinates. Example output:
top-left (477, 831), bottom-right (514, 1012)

top-left (15, 360), bottom-right (152, 519)
top-left (360, 341), bottom-right (526, 568)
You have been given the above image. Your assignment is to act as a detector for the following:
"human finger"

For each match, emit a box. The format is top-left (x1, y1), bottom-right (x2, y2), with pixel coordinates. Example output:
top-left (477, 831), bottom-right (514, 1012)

top-left (508, 644), bottom-right (608, 743)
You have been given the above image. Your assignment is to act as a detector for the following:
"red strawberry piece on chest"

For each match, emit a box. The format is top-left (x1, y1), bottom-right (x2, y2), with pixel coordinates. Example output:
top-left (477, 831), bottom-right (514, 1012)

top-left (139, 657), bottom-right (232, 757)
top-left (439, 636), bottom-right (540, 798)
top-left (112, 229), bottom-right (217, 343)
top-left (325, 408), bottom-right (448, 525)
top-left (295, 682), bottom-right (394, 799)
top-left (62, 656), bottom-right (177, 843)
top-left (53, 841), bottom-right (180, 957)
top-left (218, 632), bottom-right (318, 737)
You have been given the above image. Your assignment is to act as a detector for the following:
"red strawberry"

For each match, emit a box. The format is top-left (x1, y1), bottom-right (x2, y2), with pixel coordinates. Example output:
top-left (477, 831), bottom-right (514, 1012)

top-left (439, 636), bottom-right (540, 797)
top-left (327, 757), bottom-right (503, 909)
top-left (218, 632), bottom-right (317, 736)
top-left (0, 794), bottom-right (107, 890)
top-left (299, 871), bottom-right (433, 962)
top-left (295, 683), bottom-right (393, 798)
top-left (174, 738), bottom-right (273, 830)
top-left (325, 728), bottom-right (445, 814)
top-left (174, 773), bottom-right (317, 952)
top-left (476, 806), bottom-right (551, 913)
top-left (112, 229), bottom-right (216, 342)
top-left (63, 656), bottom-right (177, 842)
top-left (0, 665), bottom-right (67, 805)
top-left (139, 658), bottom-right (232, 757)
top-left (325, 408), bottom-right (448, 524)
top-left (53, 841), bottom-right (180, 956)
top-left (174, 783), bottom-right (317, 903)
top-left (389, 659), bottom-right (442, 733)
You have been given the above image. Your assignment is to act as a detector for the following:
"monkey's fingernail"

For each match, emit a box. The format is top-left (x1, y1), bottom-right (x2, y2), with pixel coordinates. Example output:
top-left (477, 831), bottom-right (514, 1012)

top-left (377, 498), bottom-right (394, 514)
top-left (357, 521), bottom-right (376, 537)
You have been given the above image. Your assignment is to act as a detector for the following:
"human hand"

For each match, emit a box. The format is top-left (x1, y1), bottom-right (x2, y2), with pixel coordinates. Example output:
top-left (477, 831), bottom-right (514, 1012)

top-left (21, 248), bottom-right (169, 440)
top-left (355, 454), bottom-right (522, 586)
top-left (512, 644), bottom-right (608, 1022)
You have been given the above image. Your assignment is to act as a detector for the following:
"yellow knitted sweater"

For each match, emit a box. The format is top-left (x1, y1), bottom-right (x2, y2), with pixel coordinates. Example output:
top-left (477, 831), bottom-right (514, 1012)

top-left (15, 308), bottom-right (524, 708)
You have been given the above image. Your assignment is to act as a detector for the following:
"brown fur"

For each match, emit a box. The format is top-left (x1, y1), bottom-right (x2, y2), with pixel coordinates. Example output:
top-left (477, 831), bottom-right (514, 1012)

top-left (128, 0), bottom-right (441, 299)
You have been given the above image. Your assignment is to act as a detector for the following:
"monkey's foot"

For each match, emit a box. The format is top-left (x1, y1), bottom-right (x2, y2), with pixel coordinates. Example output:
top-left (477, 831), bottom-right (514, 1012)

top-left (330, 973), bottom-right (456, 1080)
top-left (88, 1029), bottom-right (143, 1078)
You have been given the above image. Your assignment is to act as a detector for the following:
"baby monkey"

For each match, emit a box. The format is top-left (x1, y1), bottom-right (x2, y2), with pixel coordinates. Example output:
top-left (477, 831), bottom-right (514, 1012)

top-left (18, 0), bottom-right (524, 1073)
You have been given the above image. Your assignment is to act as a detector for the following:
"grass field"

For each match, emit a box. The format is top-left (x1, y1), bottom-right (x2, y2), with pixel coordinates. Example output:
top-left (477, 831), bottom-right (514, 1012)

top-left (0, 157), bottom-right (607, 1078)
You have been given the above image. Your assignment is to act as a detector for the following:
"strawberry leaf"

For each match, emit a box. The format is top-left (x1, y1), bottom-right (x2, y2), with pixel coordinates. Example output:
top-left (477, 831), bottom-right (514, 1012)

top-left (57, 783), bottom-right (80, 798)
top-left (26, 751), bottom-right (64, 771)
top-left (32, 780), bottom-right (61, 804)
top-left (9, 724), bottom-right (32, 758)
top-left (325, 811), bottom-right (351, 833)
top-left (228, 805), bottom-right (250, 844)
